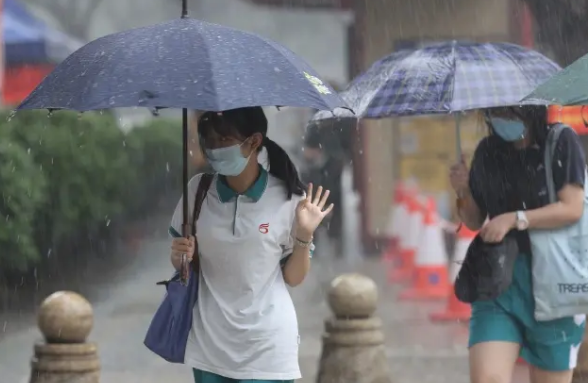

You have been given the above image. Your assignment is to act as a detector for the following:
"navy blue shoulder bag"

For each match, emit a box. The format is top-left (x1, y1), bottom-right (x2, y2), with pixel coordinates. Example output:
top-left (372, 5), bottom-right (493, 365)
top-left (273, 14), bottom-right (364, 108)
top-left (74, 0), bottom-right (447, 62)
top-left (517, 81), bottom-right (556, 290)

top-left (143, 174), bottom-right (213, 363)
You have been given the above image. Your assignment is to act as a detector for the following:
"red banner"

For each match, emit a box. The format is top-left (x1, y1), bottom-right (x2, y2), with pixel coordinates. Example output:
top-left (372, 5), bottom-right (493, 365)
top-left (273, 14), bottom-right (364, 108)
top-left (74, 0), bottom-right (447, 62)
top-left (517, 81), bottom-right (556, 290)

top-left (3, 64), bottom-right (53, 106)
top-left (246, 0), bottom-right (353, 9)
top-left (547, 105), bottom-right (588, 136)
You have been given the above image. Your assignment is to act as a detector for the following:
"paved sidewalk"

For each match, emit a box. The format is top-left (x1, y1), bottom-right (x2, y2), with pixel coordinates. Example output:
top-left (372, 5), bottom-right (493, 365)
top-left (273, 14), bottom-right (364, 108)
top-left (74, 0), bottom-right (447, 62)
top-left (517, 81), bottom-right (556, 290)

top-left (0, 234), bottom-right (528, 383)
top-left (0, 170), bottom-right (530, 382)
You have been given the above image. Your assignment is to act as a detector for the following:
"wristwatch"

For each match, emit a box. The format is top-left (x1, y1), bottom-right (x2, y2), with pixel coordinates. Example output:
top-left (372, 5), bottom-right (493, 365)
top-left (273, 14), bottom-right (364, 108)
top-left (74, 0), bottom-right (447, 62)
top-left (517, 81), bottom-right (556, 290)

top-left (515, 211), bottom-right (529, 231)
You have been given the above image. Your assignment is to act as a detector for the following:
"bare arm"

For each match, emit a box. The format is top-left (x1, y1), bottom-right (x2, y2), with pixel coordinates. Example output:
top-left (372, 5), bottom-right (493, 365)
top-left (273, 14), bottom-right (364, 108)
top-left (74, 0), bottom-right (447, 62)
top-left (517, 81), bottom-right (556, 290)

top-left (524, 128), bottom-right (585, 229)
top-left (525, 184), bottom-right (584, 229)
top-left (457, 187), bottom-right (486, 231)
top-left (282, 234), bottom-right (312, 287)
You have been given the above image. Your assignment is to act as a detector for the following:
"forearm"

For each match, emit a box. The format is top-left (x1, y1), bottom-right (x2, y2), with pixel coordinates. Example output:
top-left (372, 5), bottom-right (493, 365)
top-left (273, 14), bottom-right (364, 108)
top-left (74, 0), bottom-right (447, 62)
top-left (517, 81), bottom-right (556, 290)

top-left (526, 202), bottom-right (583, 229)
top-left (283, 234), bottom-right (312, 287)
top-left (457, 188), bottom-right (485, 230)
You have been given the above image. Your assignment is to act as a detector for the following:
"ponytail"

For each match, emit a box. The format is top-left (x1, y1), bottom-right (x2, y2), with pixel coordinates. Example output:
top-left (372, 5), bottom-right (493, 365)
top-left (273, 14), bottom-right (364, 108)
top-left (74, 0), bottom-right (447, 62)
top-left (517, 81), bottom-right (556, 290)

top-left (263, 137), bottom-right (305, 199)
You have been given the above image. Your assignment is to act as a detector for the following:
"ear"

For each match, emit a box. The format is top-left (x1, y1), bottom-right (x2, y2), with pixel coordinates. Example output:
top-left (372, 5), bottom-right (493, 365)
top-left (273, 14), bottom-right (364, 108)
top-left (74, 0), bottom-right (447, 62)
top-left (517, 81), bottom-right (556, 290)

top-left (250, 132), bottom-right (264, 151)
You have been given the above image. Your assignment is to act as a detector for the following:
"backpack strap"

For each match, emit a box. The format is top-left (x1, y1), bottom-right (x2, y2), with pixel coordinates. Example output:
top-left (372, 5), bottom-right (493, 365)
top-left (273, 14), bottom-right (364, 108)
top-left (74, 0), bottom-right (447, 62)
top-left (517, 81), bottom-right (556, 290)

top-left (544, 123), bottom-right (573, 203)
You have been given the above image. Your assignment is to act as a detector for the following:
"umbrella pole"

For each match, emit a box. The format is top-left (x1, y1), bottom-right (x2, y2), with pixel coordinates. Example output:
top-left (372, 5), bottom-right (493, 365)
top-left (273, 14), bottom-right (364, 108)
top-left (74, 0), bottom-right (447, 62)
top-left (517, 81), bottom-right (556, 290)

top-left (454, 112), bottom-right (462, 160)
top-left (181, 108), bottom-right (190, 238)
top-left (454, 113), bottom-right (464, 205)
top-left (182, 0), bottom-right (188, 18)
top-left (180, 108), bottom-right (190, 284)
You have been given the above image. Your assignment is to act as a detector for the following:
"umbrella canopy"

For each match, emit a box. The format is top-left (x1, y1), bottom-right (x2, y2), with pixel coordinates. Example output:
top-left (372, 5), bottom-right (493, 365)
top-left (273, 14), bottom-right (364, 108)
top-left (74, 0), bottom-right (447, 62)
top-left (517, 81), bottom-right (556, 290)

top-left (17, 11), bottom-right (349, 285)
top-left (17, 18), bottom-right (347, 112)
top-left (313, 41), bottom-right (560, 121)
top-left (4, 0), bottom-right (83, 64)
top-left (521, 53), bottom-right (588, 106)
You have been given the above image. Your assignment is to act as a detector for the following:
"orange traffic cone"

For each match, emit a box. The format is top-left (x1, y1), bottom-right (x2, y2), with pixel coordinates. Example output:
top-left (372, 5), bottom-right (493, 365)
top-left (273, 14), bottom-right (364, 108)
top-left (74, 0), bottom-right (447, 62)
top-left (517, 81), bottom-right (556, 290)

top-left (399, 196), bottom-right (449, 300)
top-left (387, 194), bottom-right (422, 284)
top-left (429, 225), bottom-right (476, 321)
top-left (382, 183), bottom-right (407, 264)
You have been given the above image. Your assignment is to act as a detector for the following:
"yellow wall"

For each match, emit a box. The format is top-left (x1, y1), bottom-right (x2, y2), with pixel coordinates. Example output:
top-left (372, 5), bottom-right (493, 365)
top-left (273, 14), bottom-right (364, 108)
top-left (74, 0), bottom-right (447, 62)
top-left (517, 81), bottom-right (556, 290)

top-left (361, 0), bottom-right (515, 238)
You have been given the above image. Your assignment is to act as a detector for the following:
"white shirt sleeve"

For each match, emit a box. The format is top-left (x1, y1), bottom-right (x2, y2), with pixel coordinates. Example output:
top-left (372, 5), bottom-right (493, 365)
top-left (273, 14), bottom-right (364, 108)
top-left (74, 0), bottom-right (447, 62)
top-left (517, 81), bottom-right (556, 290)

top-left (169, 174), bottom-right (204, 238)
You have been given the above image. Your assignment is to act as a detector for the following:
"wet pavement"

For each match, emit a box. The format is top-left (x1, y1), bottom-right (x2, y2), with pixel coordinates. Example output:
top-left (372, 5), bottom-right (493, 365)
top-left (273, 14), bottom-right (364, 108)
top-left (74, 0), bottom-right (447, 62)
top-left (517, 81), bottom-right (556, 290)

top-left (0, 170), bottom-right (530, 382)
top-left (0, 229), bottom-right (529, 383)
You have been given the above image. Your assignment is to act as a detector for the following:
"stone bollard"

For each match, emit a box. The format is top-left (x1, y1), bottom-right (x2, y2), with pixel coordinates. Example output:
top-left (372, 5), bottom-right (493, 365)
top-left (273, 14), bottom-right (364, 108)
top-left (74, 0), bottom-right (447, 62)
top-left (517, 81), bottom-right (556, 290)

top-left (316, 273), bottom-right (391, 383)
top-left (29, 291), bottom-right (100, 383)
top-left (573, 327), bottom-right (588, 383)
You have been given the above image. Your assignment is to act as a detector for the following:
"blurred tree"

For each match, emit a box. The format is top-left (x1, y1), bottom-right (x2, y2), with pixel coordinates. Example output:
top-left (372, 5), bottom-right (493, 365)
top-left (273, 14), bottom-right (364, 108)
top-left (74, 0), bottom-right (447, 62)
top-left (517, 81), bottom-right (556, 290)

top-left (523, 0), bottom-right (588, 66)
top-left (22, 0), bottom-right (105, 40)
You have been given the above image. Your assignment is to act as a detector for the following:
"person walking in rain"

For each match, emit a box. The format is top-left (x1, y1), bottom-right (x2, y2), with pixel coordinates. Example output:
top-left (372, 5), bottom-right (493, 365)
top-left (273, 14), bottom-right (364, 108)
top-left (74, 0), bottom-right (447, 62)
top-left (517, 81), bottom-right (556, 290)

top-left (169, 107), bottom-right (333, 383)
top-left (450, 106), bottom-right (586, 383)
top-left (302, 121), bottom-right (347, 257)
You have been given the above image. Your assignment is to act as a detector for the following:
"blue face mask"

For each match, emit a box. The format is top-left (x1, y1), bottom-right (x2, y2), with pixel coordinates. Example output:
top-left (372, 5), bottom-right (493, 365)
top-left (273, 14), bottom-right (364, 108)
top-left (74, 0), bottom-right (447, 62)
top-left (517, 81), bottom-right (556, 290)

top-left (490, 117), bottom-right (526, 142)
top-left (205, 142), bottom-right (250, 176)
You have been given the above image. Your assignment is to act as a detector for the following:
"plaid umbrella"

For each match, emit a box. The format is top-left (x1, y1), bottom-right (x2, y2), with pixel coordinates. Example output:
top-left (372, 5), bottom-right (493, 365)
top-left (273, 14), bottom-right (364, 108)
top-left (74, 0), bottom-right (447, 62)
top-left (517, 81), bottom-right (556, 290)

top-left (314, 41), bottom-right (560, 121)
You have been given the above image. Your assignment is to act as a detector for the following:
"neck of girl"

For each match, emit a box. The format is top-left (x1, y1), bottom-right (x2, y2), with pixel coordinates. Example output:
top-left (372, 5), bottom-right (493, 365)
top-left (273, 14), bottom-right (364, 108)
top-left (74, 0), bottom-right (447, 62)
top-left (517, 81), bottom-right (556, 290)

top-left (226, 157), bottom-right (260, 194)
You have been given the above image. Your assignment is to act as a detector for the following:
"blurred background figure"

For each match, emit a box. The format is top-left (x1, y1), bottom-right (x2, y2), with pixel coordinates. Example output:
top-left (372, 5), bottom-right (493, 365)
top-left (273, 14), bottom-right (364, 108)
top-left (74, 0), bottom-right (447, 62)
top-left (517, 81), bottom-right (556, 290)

top-left (302, 117), bottom-right (354, 258)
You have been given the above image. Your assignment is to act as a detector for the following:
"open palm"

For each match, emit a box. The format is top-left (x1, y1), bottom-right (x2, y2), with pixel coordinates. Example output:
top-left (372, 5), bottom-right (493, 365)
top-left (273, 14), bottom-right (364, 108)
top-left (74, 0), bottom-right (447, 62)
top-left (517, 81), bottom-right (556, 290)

top-left (295, 183), bottom-right (334, 237)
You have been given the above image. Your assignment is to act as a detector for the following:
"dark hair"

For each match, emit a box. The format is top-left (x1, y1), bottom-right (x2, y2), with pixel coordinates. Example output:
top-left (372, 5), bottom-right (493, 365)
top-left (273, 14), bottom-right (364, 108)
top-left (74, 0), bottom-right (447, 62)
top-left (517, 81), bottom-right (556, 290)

top-left (483, 105), bottom-right (549, 145)
top-left (198, 107), bottom-right (305, 199)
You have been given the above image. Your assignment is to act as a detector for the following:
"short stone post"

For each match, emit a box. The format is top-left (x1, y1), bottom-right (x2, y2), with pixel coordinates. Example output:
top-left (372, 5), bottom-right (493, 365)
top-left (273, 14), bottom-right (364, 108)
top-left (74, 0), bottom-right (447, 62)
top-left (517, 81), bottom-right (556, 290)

top-left (573, 327), bottom-right (588, 383)
top-left (316, 273), bottom-right (391, 383)
top-left (29, 291), bottom-right (100, 383)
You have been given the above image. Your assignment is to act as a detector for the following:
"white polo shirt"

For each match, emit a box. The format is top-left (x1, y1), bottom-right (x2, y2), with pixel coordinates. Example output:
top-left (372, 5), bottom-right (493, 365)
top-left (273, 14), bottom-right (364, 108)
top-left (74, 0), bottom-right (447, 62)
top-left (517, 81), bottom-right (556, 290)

top-left (169, 169), bottom-right (303, 380)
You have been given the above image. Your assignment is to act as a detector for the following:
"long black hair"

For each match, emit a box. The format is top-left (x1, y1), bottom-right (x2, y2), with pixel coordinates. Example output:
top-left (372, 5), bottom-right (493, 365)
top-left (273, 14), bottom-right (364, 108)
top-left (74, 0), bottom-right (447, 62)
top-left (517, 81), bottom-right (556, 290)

top-left (198, 107), bottom-right (305, 199)
top-left (483, 105), bottom-right (549, 145)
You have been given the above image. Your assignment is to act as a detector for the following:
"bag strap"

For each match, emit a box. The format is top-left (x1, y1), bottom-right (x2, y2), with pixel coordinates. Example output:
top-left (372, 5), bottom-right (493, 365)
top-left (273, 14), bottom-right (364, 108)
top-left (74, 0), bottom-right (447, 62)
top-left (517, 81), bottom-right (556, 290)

top-left (544, 123), bottom-right (572, 203)
top-left (159, 174), bottom-right (215, 287)
top-left (189, 173), bottom-right (214, 272)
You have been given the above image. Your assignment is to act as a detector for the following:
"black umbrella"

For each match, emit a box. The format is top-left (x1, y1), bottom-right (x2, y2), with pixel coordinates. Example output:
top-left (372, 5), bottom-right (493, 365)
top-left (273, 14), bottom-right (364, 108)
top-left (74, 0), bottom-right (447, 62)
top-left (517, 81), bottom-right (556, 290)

top-left (17, 0), bottom-right (350, 282)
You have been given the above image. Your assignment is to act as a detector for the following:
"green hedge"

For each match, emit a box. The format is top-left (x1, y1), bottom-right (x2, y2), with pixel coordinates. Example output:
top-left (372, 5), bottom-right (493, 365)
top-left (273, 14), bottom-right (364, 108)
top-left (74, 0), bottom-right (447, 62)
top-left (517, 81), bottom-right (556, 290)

top-left (0, 110), bottom-right (182, 272)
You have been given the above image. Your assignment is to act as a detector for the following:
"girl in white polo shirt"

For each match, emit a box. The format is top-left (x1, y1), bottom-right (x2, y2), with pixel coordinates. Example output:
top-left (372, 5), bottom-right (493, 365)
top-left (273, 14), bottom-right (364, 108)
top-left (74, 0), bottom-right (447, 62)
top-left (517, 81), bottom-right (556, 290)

top-left (169, 107), bottom-right (333, 383)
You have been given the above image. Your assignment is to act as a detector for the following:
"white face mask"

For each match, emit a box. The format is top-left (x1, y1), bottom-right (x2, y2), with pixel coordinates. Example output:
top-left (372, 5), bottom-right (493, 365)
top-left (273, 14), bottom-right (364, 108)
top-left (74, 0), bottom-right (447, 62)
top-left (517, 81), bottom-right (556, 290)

top-left (205, 141), bottom-right (250, 176)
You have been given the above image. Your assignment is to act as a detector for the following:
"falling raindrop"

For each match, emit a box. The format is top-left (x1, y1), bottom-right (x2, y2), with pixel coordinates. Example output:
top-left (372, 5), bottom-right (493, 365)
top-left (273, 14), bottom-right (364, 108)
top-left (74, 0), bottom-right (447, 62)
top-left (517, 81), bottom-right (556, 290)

top-left (7, 110), bottom-right (16, 122)
top-left (166, 162), bottom-right (170, 172)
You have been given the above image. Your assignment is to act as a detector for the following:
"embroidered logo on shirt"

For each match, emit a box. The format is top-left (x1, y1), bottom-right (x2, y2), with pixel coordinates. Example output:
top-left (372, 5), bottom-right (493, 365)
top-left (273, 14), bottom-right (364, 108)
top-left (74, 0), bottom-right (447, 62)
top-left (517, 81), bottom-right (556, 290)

top-left (259, 223), bottom-right (269, 234)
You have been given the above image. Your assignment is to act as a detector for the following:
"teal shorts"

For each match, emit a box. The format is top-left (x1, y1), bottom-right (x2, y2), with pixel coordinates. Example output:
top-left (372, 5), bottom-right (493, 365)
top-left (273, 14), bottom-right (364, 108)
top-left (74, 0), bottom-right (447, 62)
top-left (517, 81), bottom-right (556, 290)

top-left (193, 369), bottom-right (294, 383)
top-left (469, 253), bottom-right (586, 371)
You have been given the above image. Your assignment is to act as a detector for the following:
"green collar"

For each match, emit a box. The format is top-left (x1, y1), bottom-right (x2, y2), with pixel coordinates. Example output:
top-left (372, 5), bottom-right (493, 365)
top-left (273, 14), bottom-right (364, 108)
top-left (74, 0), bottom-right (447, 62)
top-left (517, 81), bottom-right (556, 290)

top-left (216, 167), bottom-right (268, 203)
